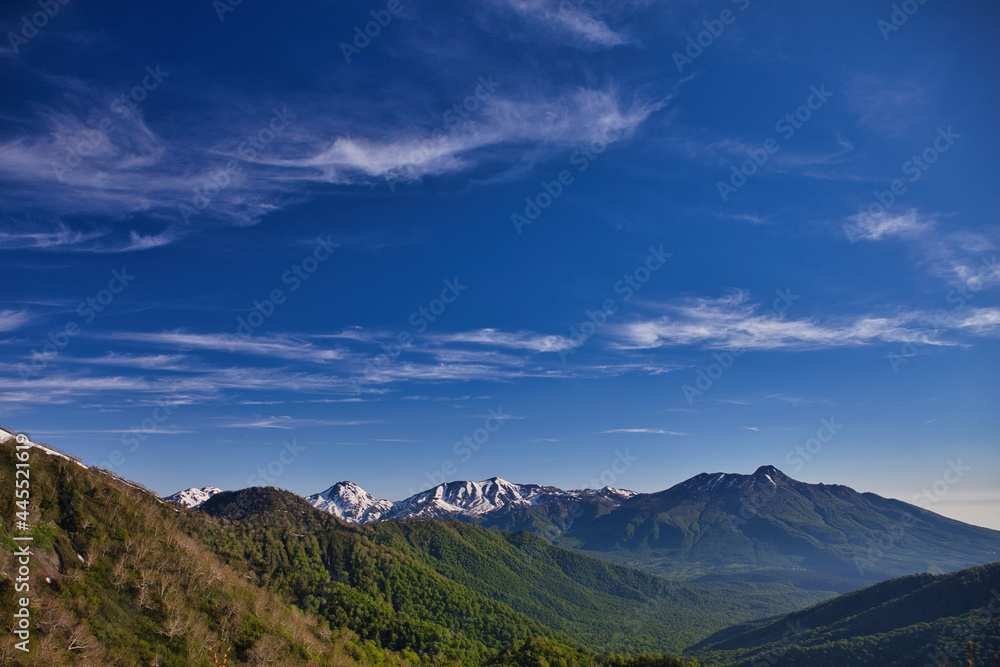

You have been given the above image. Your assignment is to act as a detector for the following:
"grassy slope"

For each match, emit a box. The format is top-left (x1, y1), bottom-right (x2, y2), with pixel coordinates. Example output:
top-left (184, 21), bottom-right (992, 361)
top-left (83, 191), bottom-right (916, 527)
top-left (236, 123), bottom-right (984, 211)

top-left (0, 438), bottom-right (399, 666)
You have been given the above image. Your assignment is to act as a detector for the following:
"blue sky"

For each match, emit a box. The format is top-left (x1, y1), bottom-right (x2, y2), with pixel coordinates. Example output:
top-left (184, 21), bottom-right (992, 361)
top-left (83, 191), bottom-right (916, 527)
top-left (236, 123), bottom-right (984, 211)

top-left (2, 0), bottom-right (998, 528)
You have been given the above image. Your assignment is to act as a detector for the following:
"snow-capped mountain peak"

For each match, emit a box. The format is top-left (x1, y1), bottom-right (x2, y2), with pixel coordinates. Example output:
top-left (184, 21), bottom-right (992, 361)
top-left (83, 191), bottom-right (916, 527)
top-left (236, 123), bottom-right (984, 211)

top-left (385, 477), bottom-right (557, 520)
top-left (164, 486), bottom-right (223, 509)
top-left (300, 476), bottom-right (640, 525)
top-left (592, 486), bottom-right (639, 500)
top-left (306, 480), bottom-right (394, 523)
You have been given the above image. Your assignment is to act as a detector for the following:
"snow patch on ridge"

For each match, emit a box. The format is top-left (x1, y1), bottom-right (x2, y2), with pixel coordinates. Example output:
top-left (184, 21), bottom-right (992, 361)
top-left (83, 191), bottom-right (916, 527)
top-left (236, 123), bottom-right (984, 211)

top-left (304, 477), bottom-right (638, 524)
top-left (675, 466), bottom-right (790, 493)
top-left (0, 427), bottom-right (88, 468)
top-left (164, 486), bottom-right (224, 509)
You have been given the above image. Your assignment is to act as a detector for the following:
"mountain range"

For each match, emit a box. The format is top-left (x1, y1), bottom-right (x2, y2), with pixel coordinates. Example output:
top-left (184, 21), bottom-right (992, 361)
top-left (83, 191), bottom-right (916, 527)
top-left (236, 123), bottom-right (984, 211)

top-left (168, 464), bottom-right (1000, 592)
top-left (4, 426), bottom-right (1000, 667)
top-left (168, 476), bottom-right (635, 522)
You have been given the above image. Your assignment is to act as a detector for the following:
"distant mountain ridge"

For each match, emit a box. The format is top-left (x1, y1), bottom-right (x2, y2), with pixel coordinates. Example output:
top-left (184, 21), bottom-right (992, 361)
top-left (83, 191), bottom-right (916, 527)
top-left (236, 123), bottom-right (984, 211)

top-left (7, 425), bottom-right (1000, 663)
top-left (372, 476), bottom-right (636, 522)
top-left (565, 464), bottom-right (1000, 589)
top-left (165, 475), bottom-right (638, 523)
top-left (165, 465), bottom-right (1000, 591)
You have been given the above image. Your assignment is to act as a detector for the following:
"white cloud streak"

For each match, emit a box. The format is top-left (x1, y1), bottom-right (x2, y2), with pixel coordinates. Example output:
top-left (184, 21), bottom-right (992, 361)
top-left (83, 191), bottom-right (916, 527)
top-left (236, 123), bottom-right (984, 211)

top-left (106, 331), bottom-right (346, 364)
top-left (600, 428), bottom-right (689, 436)
top-left (431, 328), bottom-right (580, 353)
top-left (264, 88), bottom-right (663, 184)
top-left (612, 292), bottom-right (1000, 351)
top-left (0, 310), bottom-right (32, 332)
top-left (492, 0), bottom-right (629, 48)
top-left (221, 415), bottom-right (377, 429)
top-left (845, 209), bottom-right (999, 290)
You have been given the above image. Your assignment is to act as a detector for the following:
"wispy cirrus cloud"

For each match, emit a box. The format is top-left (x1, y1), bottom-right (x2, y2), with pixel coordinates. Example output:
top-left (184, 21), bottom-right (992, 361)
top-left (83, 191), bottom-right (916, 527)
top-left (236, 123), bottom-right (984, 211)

top-left (846, 73), bottom-right (933, 138)
top-left (0, 366), bottom-right (360, 406)
top-left (66, 352), bottom-right (191, 371)
top-left (611, 291), bottom-right (1000, 351)
top-left (401, 394), bottom-right (493, 401)
top-left (356, 360), bottom-right (536, 384)
top-left (1, 81), bottom-right (664, 253)
top-left (844, 209), bottom-right (999, 289)
top-left (263, 88), bottom-right (664, 185)
top-left (0, 219), bottom-right (107, 250)
top-left (0, 309), bottom-right (32, 332)
top-left (106, 331), bottom-right (346, 364)
top-left (921, 231), bottom-right (999, 289)
top-left (431, 328), bottom-right (580, 353)
top-left (30, 427), bottom-right (195, 436)
top-left (600, 428), bottom-right (689, 436)
top-left (764, 393), bottom-right (830, 406)
top-left (0, 219), bottom-right (180, 253)
top-left (846, 209), bottom-right (930, 241)
top-left (488, 0), bottom-right (630, 48)
top-left (221, 415), bottom-right (378, 429)
top-left (661, 123), bottom-right (854, 177)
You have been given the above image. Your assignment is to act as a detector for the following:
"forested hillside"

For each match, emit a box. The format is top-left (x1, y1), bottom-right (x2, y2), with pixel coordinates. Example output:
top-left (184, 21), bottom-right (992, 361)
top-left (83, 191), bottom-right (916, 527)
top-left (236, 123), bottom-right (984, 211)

top-left (196, 487), bottom-right (822, 656)
top-left (0, 439), bottom-right (395, 666)
top-left (0, 439), bottom-right (701, 665)
top-left (6, 436), bottom-right (997, 667)
top-left (689, 562), bottom-right (1000, 666)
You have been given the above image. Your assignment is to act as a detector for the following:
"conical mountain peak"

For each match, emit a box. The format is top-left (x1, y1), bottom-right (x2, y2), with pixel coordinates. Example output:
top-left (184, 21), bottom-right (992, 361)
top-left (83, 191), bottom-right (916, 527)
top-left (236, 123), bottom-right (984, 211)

top-left (752, 465), bottom-right (789, 482)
